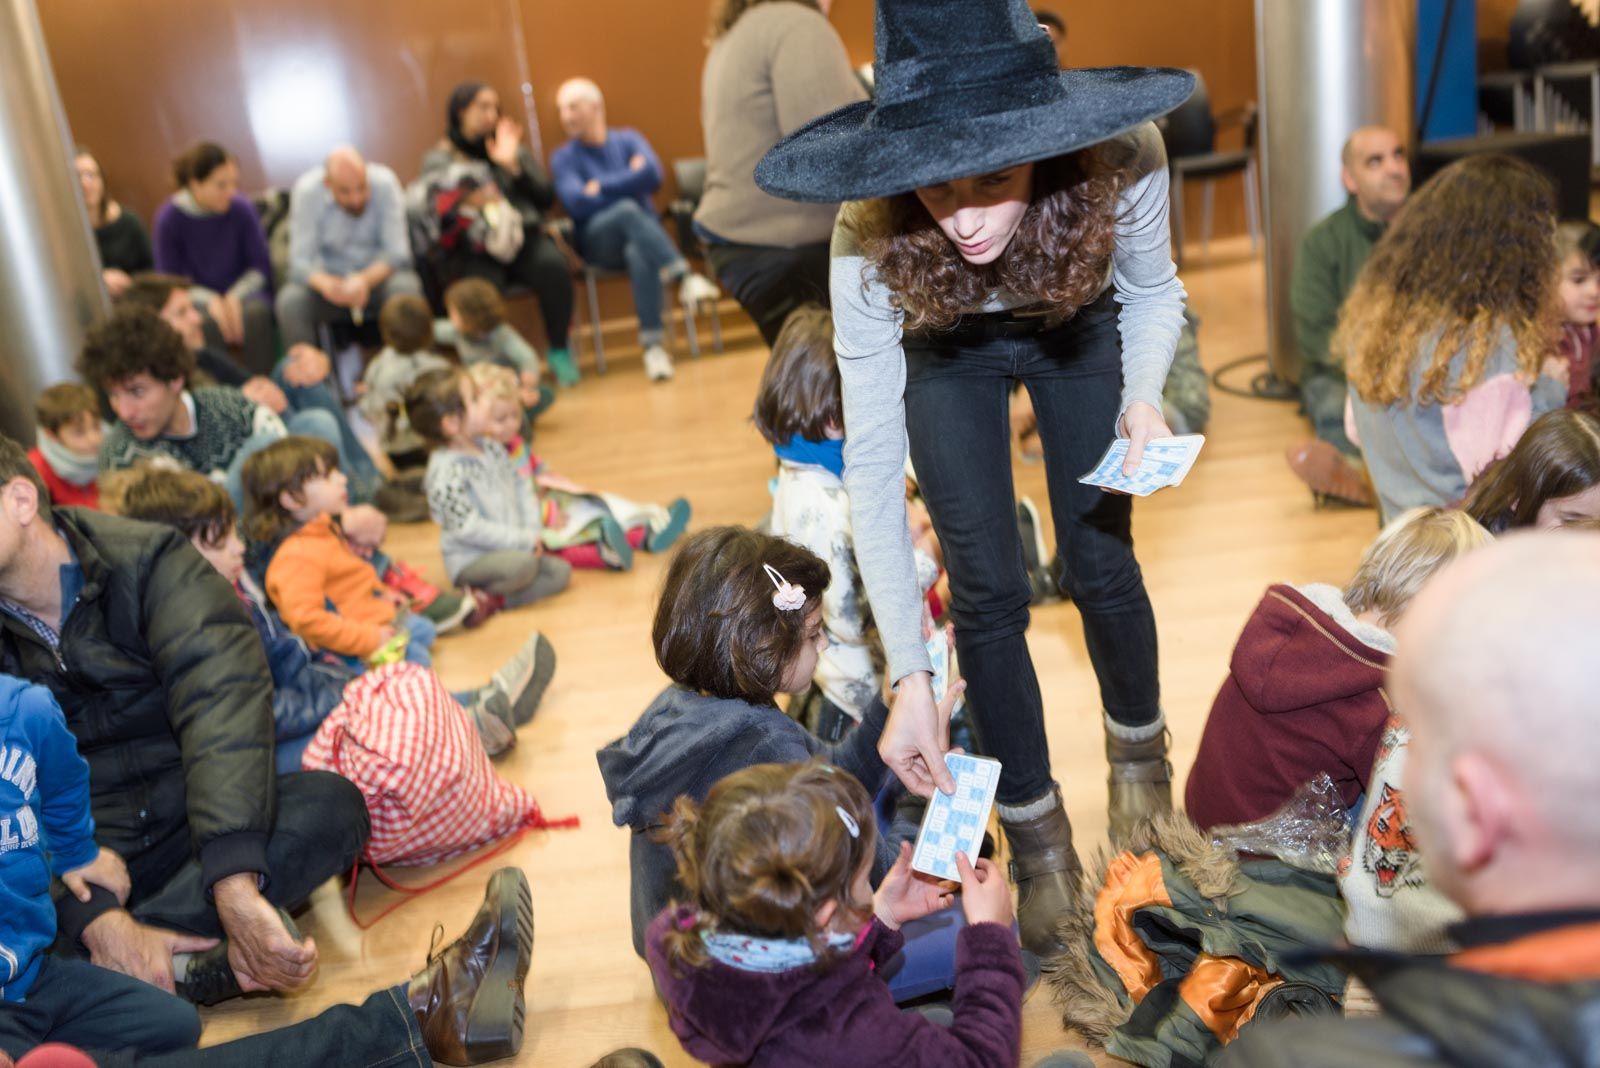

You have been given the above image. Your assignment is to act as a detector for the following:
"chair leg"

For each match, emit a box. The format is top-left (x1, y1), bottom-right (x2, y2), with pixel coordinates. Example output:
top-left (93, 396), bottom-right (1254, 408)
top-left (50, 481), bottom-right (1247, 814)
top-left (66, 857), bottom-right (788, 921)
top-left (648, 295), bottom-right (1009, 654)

top-left (1170, 171), bottom-right (1186, 271)
top-left (1244, 159), bottom-right (1261, 254)
top-left (710, 301), bottom-right (723, 353)
top-left (585, 271), bottom-right (606, 375)
top-left (684, 301), bottom-right (701, 358)
top-left (1201, 180), bottom-right (1214, 265)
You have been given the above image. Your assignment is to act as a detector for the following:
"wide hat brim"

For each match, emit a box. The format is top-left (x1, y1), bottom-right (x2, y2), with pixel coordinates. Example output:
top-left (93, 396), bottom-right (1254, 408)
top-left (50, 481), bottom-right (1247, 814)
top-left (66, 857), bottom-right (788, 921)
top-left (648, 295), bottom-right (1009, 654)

top-left (755, 66), bottom-right (1196, 204)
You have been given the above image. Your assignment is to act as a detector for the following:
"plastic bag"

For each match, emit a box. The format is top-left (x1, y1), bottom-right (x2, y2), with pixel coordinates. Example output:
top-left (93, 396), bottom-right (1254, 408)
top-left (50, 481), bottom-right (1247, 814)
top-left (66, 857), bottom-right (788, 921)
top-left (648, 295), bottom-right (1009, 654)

top-left (1208, 773), bottom-right (1352, 874)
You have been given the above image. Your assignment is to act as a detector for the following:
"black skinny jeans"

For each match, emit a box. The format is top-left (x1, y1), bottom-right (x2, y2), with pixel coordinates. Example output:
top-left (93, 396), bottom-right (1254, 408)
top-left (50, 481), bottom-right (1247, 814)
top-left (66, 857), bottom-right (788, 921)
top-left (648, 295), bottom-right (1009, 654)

top-left (446, 227), bottom-right (575, 351)
top-left (705, 241), bottom-right (831, 348)
top-left (902, 292), bottom-right (1161, 806)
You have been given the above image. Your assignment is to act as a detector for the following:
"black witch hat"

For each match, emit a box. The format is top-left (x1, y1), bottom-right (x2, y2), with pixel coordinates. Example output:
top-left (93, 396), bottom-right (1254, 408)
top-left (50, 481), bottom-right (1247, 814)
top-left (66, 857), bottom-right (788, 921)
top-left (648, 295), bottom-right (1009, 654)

top-left (755, 0), bottom-right (1194, 203)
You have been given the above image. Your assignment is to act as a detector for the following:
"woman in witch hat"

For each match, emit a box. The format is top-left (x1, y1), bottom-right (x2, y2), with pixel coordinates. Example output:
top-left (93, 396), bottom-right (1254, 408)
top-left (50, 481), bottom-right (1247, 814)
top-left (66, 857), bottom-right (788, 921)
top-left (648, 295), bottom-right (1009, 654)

top-left (756, 0), bottom-right (1193, 955)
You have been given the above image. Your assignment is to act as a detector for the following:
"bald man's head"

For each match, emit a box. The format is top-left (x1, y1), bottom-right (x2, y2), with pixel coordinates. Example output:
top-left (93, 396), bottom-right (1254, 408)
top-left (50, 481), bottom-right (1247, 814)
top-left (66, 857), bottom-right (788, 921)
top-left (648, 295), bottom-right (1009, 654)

top-left (1340, 126), bottom-right (1410, 223)
top-left (557, 78), bottom-right (606, 144)
top-left (1394, 532), bottom-right (1600, 915)
top-left (323, 146), bottom-right (370, 216)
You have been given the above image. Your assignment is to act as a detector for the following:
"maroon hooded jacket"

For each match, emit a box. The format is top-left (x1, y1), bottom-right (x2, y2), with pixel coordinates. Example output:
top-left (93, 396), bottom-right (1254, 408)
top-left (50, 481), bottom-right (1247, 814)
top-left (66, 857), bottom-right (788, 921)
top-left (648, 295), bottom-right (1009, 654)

top-left (646, 907), bottom-right (1022, 1067)
top-left (1185, 583), bottom-right (1392, 831)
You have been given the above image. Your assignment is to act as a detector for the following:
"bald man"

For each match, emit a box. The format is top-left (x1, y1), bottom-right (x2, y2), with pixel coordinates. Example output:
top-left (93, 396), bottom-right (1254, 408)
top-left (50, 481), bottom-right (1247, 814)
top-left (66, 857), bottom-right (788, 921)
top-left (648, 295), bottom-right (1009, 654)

top-left (1285, 127), bottom-right (1411, 508)
top-left (1225, 531), bottom-right (1600, 1066)
top-left (276, 146), bottom-right (422, 348)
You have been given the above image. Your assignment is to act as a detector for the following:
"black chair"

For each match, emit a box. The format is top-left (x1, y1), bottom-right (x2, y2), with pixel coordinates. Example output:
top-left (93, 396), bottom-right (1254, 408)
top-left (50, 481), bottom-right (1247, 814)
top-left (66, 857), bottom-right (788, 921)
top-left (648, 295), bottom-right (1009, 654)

top-left (1158, 70), bottom-right (1261, 269)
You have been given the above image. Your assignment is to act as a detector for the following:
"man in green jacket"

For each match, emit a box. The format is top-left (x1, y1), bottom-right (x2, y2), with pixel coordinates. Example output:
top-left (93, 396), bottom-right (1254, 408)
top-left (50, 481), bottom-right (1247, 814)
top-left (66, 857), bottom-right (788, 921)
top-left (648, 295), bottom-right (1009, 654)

top-left (1226, 532), bottom-right (1600, 1067)
top-left (1285, 126), bottom-right (1409, 507)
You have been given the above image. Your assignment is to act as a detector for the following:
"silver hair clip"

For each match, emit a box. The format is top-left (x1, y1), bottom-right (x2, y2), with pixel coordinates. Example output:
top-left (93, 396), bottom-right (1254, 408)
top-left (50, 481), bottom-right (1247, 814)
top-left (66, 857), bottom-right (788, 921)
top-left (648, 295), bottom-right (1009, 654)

top-left (835, 805), bottom-right (859, 839)
top-left (763, 564), bottom-right (806, 612)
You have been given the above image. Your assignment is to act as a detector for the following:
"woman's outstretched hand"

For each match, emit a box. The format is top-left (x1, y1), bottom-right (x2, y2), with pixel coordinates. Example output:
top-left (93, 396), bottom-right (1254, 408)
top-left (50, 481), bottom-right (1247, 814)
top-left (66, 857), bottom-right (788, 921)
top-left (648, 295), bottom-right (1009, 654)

top-left (879, 669), bottom-right (967, 798)
top-left (1118, 400), bottom-right (1172, 476)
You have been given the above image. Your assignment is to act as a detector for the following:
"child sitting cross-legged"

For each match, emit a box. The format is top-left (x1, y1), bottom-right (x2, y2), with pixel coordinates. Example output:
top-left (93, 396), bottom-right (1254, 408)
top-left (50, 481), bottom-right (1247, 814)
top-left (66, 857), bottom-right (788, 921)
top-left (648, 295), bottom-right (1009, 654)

top-left (117, 465), bottom-right (551, 758)
top-left (408, 367), bottom-right (574, 606)
top-left (647, 761), bottom-right (1023, 1068)
top-left (598, 527), bottom-right (985, 1006)
top-left (1184, 506), bottom-right (1493, 832)
top-left (466, 361), bottom-right (691, 571)
top-left (26, 383), bottom-right (104, 510)
top-left (242, 436), bottom-right (458, 671)
top-left (0, 672), bottom-right (204, 1058)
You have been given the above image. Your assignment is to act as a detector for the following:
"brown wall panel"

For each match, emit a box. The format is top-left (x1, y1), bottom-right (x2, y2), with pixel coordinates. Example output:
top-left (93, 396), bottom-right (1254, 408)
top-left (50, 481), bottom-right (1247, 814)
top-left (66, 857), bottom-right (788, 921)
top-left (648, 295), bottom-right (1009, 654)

top-left (42, 0), bottom-right (1259, 328)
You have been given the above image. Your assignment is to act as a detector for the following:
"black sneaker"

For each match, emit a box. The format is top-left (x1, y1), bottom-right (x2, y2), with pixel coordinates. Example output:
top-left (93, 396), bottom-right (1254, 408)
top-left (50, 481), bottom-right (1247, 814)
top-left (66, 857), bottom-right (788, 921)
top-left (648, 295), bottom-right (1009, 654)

top-left (175, 908), bottom-right (301, 1005)
top-left (374, 481), bottom-right (431, 523)
top-left (1016, 497), bottom-right (1056, 605)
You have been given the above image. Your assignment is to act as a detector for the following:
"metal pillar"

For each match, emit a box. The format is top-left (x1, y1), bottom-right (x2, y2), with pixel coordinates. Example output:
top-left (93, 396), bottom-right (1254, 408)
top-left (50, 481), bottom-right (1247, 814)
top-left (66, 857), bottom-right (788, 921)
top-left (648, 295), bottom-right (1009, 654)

top-left (0, 0), bottom-right (107, 442)
top-left (1255, 0), bottom-right (1414, 384)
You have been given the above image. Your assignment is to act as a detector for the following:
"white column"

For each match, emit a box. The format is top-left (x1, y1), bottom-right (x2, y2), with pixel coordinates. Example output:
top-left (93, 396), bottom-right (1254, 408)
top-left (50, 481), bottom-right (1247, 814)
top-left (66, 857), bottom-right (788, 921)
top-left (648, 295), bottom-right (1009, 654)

top-left (1255, 0), bottom-right (1414, 383)
top-left (0, 0), bottom-right (107, 440)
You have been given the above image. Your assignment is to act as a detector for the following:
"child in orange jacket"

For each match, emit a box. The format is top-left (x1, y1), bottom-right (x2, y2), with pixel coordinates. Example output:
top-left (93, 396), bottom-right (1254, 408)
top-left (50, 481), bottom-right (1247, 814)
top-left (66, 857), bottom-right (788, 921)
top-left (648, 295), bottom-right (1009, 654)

top-left (242, 436), bottom-right (438, 667)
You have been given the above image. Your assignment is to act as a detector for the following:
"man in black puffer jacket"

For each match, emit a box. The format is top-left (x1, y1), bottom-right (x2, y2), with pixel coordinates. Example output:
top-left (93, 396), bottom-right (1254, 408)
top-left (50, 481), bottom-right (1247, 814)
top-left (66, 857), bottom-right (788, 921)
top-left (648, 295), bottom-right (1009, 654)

top-left (0, 436), bottom-right (368, 1005)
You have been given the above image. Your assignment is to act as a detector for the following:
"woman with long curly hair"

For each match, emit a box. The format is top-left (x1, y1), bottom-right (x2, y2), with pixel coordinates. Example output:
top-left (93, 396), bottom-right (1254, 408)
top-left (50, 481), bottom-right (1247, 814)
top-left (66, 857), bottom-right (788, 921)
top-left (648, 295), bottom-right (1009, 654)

top-left (1461, 408), bottom-right (1600, 531)
top-left (1339, 153), bottom-right (1570, 522)
top-left (755, 0), bottom-right (1192, 953)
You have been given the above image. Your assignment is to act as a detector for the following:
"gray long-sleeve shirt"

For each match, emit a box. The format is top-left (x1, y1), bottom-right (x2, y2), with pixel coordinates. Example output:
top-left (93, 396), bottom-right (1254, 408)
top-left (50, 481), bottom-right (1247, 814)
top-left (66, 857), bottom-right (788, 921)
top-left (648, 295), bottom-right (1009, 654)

top-left (831, 122), bottom-right (1186, 684)
top-left (286, 162), bottom-right (412, 285)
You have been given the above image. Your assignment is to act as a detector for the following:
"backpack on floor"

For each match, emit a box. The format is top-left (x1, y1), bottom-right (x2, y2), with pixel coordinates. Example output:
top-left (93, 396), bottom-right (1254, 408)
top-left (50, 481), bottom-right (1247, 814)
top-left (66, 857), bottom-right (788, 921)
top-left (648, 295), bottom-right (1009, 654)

top-left (301, 662), bottom-right (566, 866)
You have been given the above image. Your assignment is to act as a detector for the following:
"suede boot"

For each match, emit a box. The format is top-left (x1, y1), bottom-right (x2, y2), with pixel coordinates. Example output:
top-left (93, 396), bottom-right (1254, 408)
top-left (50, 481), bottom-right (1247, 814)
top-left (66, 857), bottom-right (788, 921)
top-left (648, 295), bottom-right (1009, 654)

top-left (1106, 723), bottom-right (1173, 845)
top-left (999, 787), bottom-right (1083, 957)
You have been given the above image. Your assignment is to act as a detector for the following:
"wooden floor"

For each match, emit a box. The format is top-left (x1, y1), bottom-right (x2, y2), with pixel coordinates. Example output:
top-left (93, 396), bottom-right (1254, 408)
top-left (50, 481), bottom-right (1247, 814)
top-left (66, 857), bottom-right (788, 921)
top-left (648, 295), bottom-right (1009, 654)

top-left (200, 238), bottom-right (1380, 1065)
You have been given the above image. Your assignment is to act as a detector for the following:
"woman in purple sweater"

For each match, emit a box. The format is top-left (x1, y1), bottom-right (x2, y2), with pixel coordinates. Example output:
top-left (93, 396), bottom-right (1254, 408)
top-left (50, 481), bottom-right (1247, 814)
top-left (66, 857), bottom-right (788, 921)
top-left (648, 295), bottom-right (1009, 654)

top-left (152, 142), bottom-right (277, 374)
top-left (647, 761), bottom-right (1023, 1068)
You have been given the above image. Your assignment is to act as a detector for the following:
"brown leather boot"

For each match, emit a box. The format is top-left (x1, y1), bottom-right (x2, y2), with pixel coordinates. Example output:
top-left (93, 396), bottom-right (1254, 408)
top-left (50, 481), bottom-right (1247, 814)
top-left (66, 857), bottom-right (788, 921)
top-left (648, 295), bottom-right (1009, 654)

top-left (407, 867), bottom-right (535, 1066)
top-left (1106, 728), bottom-right (1173, 845)
top-left (999, 788), bottom-right (1084, 957)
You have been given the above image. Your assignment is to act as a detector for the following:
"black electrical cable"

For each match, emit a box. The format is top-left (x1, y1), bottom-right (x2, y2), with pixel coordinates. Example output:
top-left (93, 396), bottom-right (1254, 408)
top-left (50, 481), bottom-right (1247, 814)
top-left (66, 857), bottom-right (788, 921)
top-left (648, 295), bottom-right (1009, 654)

top-left (1211, 353), bottom-right (1300, 401)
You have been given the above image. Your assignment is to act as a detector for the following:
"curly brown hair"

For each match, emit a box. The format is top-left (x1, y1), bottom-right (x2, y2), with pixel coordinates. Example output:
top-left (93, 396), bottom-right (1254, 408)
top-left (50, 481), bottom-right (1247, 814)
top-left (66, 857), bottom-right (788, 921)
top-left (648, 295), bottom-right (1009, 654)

top-left (653, 526), bottom-right (829, 706)
top-left (658, 761), bottom-right (877, 971)
top-left (855, 143), bottom-right (1137, 332)
top-left (707, 0), bottom-right (820, 39)
top-left (1337, 153), bottom-right (1560, 407)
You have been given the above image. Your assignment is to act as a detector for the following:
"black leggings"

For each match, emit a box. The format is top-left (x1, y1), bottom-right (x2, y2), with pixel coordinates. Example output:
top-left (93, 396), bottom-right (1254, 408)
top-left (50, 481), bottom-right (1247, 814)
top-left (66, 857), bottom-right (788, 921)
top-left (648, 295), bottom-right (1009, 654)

top-left (445, 228), bottom-right (574, 350)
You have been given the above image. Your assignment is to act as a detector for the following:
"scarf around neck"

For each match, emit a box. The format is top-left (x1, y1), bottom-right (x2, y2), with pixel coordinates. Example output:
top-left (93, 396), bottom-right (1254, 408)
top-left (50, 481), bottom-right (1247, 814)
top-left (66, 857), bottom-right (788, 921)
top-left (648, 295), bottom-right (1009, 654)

top-left (774, 437), bottom-right (845, 479)
top-left (36, 430), bottom-right (99, 487)
top-left (702, 927), bottom-right (858, 973)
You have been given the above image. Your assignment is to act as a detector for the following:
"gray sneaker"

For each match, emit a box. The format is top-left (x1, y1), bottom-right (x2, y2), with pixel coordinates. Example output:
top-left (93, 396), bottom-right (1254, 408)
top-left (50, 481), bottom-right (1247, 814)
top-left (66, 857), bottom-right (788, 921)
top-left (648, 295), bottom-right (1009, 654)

top-left (491, 632), bottom-right (557, 727)
top-left (466, 687), bottom-right (517, 756)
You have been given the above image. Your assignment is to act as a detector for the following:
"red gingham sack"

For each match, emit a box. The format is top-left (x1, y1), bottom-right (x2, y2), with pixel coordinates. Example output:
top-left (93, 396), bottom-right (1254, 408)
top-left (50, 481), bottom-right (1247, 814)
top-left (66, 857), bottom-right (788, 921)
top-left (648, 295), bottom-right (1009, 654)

top-left (301, 662), bottom-right (551, 865)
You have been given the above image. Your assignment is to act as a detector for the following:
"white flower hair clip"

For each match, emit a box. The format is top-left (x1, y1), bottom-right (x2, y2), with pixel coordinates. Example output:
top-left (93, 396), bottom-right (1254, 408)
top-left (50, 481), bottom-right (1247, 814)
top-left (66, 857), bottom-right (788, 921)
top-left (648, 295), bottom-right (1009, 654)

top-left (835, 805), bottom-right (860, 839)
top-left (763, 564), bottom-right (806, 612)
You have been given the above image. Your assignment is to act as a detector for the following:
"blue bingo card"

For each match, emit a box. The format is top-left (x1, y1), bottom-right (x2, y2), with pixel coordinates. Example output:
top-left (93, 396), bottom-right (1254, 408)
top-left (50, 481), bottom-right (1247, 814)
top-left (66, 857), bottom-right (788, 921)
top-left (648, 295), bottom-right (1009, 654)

top-left (1078, 434), bottom-right (1205, 497)
top-left (911, 753), bottom-right (1001, 882)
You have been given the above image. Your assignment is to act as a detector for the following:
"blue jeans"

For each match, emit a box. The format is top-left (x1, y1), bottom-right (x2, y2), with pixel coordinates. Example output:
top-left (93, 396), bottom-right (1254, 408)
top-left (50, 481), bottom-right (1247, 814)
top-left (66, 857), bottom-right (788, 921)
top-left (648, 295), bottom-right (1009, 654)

top-left (0, 957), bottom-right (199, 1060)
top-left (902, 291), bottom-right (1161, 806)
top-left (580, 199), bottom-right (685, 345)
top-left (273, 368), bottom-right (383, 503)
top-left (224, 409), bottom-right (373, 511)
top-left (400, 611), bottom-right (436, 668)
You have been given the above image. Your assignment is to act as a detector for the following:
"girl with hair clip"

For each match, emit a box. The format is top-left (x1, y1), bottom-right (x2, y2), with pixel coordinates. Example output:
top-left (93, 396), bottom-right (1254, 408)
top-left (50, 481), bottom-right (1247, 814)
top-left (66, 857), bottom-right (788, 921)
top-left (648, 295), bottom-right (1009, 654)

top-left (597, 527), bottom-right (985, 1003)
top-left (647, 761), bottom-right (1023, 1068)
top-left (1462, 408), bottom-right (1600, 532)
top-left (1340, 154), bottom-right (1571, 523)
top-left (753, 0), bottom-right (1195, 953)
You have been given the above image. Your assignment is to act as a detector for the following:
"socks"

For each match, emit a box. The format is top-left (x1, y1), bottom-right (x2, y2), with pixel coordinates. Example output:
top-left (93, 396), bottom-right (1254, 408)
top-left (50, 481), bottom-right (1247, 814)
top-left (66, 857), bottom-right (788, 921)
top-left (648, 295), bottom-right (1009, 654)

top-left (997, 786), bottom-right (1061, 824)
top-left (1104, 713), bottom-right (1166, 744)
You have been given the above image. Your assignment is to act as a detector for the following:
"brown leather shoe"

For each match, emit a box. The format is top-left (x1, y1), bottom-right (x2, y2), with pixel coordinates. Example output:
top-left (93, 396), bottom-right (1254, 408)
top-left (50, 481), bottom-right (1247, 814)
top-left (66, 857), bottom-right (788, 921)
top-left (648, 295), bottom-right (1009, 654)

top-left (1284, 439), bottom-right (1376, 507)
top-left (1000, 787), bottom-right (1084, 957)
top-left (1106, 729), bottom-right (1173, 846)
top-left (407, 867), bottom-right (534, 1066)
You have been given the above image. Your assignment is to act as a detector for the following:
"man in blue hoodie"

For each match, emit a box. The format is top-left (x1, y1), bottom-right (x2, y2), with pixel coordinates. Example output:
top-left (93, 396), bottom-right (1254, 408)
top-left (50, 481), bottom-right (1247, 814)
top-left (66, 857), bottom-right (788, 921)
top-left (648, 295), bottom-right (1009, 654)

top-left (0, 673), bottom-right (201, 1059)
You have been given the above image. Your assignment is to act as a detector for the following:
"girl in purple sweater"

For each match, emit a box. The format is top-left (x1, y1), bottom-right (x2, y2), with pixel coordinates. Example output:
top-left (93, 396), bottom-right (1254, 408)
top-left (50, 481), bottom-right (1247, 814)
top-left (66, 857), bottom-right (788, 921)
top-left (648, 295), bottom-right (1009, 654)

top-left (152, 141), bottom-right (277, 374)
top-left (647, 761), bottom-right (1023, 1068)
